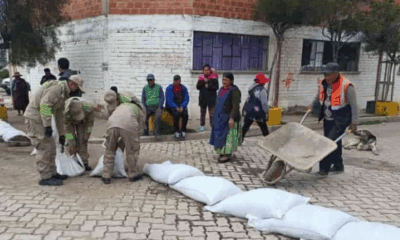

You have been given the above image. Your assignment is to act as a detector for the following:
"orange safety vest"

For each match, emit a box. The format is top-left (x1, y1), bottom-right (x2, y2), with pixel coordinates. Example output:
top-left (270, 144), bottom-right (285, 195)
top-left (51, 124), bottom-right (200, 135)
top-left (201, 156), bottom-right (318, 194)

top-left (319, 75), bottom-right (353, 111)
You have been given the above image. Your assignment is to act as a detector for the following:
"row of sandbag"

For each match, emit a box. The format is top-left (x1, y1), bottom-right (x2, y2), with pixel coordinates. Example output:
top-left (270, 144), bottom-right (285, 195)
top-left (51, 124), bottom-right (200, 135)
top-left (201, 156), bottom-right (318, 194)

top-left (0, 119), bottom-right (31, 144)
top-left (143, 160), bottom-right (400, 240)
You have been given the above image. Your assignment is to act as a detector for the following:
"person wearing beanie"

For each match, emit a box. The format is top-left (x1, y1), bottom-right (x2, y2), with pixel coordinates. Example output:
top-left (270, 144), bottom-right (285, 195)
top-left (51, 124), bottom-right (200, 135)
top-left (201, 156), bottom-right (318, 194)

top-left (209, 72), bottom-right (242, 163)
top-left (165, 75), bottom-right (190, 140)
top-left (101, 90), bottom-right (145, 184)
top-left (141, 74), bottom-right (164, 139)
top-left (242, 73), bottom-right (270, 140)
top-left (196, 64), bottom-right (219, 132)
top-left (64, 97), bottom-right (98, 172)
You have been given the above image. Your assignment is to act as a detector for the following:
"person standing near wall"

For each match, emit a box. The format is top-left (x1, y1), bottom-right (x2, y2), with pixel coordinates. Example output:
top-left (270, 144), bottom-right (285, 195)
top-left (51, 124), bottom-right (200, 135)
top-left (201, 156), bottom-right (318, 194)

top-left (40, 68), bottom-right (57, 85)
top-left (210, 72), bottom-right (242, 163)
top-left (11, 72), bottom-right (30, 116)
top-left (57, 58), bottom-right (82, 97)
top-left (141, 74), bottom-right (164, 139)
top-left (242, 73), bottom-right (270, 140)
top-left (165, 75), bottom-right (190, 140)
top-left (196, 64), bottom-right (219, 132)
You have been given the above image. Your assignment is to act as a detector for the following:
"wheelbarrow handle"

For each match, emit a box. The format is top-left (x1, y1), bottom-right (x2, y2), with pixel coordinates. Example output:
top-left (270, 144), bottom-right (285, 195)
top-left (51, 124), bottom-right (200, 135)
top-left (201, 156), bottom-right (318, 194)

top-left (334, 128), bottom-right (351, 143)
top-left (300, 109), bottom-right (312, 125)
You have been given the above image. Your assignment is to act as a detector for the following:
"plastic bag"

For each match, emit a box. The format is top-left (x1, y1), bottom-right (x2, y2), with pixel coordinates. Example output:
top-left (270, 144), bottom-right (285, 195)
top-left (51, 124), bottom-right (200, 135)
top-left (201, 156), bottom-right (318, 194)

top-left (55, 152), bottom-right (85, 177)
top-left (90, 148), bottom-right (127, 178)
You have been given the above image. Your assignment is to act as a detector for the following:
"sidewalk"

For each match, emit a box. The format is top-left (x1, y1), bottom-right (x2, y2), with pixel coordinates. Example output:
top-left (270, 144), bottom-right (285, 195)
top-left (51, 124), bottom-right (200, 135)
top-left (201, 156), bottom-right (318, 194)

top-left (2, 88), bottom-right (400, 144)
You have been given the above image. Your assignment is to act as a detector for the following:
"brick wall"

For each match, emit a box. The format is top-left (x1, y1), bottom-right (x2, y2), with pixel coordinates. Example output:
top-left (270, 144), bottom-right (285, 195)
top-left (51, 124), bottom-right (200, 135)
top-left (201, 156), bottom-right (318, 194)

top-left (108, 0), bottom-right (194, 15)
top-left (63, 0), bottom-right (103, 20)
top-left (193, 0), bottom-right (256, 20)
top-left (15, 14), bottom-right (400, 121)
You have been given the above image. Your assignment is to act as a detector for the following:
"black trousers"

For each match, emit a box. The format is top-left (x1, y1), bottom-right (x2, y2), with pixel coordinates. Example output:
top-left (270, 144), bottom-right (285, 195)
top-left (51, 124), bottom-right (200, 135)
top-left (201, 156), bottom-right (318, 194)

top-left (167, 108), bottom-right (189, 133)
top-left (319, 118), bottom-right (350, 173)
top-left (242, 117), bottom-right (269, 139)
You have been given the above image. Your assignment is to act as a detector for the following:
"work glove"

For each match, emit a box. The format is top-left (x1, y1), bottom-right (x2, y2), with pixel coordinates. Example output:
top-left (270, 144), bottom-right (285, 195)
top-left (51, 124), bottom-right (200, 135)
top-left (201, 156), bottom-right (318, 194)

top-left (59, 136), bottom-right (66, 146)
top-left (44, 127), bottom-right (53, 138)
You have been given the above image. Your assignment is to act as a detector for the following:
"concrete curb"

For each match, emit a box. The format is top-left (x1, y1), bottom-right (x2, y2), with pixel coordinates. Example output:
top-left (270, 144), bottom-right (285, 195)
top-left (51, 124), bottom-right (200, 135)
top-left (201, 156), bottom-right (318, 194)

top-left (88, 115), bottom-right (400, 144)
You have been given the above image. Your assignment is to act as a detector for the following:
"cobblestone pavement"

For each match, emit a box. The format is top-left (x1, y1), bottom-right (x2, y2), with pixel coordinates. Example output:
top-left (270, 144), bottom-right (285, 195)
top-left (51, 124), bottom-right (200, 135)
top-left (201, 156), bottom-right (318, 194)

top-left (1, 123), bottom-right (400, 240)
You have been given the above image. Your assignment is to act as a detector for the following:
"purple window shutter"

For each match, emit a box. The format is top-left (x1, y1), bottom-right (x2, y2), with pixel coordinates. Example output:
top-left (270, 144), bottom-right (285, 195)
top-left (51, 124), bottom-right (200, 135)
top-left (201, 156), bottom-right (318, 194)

top-left (203, 33), bottom-right (213, 56)
top-left (212, 47), bottom-right (222, 70)
top-left (232, 36), bottom-right (241, 56)
top-left (193, 32), bottom-right (202, 47)
top-left (241, 48), bottom-right (250, 70)
top-left (213, 34), bottom-right (223, 48)
top-left (222, 57), bottom-right (232, 70)
top-left (222, 35), bottom-right (232, 56)
top-left (193, 47), bottom-right (203, 70)
top-left (258, 39), bottom-right (265, 69)
top-left (232, 57), bottom-right (241, 70)
top-left (202, 57), bottom-right (212, 68)
top-left (250, 38), bottom-right (259, 58)
top-left (250, 58), bottom-right (259, 69)
top-left (241, 36), bottom-right (250, 49)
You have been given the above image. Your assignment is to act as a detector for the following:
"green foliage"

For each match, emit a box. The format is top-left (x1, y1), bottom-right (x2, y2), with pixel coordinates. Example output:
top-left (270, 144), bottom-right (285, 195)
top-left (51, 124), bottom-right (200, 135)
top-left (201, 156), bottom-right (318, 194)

top-left (358, 0), bottom-right (400, 61)
top-left (0, 68), bottom-right (8, 79)
top-left (1, 0), bottom-right (69, 67)
top-left (254, 0), bottom-right (320, 40)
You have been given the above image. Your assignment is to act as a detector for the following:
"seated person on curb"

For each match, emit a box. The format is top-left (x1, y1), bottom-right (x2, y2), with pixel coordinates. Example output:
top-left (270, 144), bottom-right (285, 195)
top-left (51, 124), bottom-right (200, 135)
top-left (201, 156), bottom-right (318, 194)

top-left (64, 96), bottom-right (100, 171)
top-left (102, 90), bottom-right (145, 185)
top-left (141, 74), bottom-right (164, 139)
top-left (165, 75), bottom-right (190, 140)
top-left (24, 75), bottom-right (85, 186)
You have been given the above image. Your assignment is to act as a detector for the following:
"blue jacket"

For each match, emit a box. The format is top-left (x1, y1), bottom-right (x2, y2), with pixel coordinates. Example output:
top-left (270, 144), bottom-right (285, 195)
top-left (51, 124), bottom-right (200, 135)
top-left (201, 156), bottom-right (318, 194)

top-left (165, 84), bottom-right (190, 109)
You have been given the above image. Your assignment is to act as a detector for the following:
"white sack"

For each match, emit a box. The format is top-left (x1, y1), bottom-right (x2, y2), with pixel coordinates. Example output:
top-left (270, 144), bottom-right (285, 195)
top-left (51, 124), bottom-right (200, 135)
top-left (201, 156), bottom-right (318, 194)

top-left (205, 188), bottom-right (310, 219)
top-left (143, 161), bottom-right (205, 185)
top-left (30, 148), bottom-right (37, 155)
top-left (0, 120), bottom-right (30, 143)
top-left (56, 152), bottom-right (85, 177)
top-left (90, 148), bottom-right (127, 178)
top-left (247, 204), bottom-right (358, 240)
top-left (171, 176), bottom-right (242, 206)
top-left (332, 221), bottom-right (400, 240)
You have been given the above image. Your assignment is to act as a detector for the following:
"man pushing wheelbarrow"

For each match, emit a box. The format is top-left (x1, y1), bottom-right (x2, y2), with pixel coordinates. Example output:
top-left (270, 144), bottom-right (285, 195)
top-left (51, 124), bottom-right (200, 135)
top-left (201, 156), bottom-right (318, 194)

top-left (260, 62), bottom-right (358, 184)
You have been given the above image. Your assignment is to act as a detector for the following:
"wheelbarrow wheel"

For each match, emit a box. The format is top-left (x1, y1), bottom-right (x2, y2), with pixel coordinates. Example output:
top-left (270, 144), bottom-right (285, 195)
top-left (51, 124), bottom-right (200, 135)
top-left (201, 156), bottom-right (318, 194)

top-left (261, 160), bottom-right (286, 184)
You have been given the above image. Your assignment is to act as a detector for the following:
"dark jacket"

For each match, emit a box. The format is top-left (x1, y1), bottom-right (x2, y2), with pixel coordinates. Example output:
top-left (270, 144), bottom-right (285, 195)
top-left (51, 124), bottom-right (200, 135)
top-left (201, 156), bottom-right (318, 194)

top-left (219, 85), bottom-right (241, 122)
top-left (196, 73), bottom-right (219, 107)
top-left (40, 74), bottom-right (57, 85)
top-left (59, 69), bottom-right (82, 97)
top-left (165, 84), bottom-right (190, 109)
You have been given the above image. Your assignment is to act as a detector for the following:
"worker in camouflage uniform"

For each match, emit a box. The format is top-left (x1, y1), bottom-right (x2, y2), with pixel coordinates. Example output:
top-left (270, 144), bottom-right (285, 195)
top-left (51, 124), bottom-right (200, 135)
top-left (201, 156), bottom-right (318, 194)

top-left (102, 90), bottom-right (145, 184)
top-left (64, 97), bottom-right (98, 171)
top-left (24, 75), bottom-right (85, 186)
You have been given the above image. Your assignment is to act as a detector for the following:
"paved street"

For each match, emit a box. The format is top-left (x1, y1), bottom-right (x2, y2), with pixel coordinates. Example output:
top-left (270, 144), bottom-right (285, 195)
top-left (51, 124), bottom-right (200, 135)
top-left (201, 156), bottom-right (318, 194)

top-left (1, 116), bottom-right (400, 239)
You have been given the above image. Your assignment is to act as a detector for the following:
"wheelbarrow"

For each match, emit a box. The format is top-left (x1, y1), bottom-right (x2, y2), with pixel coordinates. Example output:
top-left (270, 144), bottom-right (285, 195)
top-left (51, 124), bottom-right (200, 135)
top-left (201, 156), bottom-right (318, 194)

top-left (257, 110), bottom-right (350, 184)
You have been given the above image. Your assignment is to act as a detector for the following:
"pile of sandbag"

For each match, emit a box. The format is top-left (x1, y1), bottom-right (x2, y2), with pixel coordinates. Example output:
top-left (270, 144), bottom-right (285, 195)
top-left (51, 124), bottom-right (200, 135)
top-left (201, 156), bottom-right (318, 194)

top-left (143, 161), bottom-right (400, 240)
top-left (0, 119), bottom-right (31, 146)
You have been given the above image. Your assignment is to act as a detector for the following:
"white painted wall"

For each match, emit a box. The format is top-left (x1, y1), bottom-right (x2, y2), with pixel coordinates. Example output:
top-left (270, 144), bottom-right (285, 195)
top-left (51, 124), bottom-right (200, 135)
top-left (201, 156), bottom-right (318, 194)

top-left (13, 14), bottom-right (399, 122)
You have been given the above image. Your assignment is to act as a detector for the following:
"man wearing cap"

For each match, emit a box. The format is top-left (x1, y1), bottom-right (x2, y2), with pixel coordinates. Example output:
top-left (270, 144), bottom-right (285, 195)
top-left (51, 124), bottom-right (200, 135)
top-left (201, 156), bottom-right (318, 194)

top-left (165, 75), bottom-right (190, 140)
top-left (141, 74), bottom-right (164, 138)
top-left (310, 62), bottom-right (358, 176)
top-left (242, 73), bottom-right (270, 140)
top-left (64, 97), bottom-right (97, 171)
top-left (57, 58), bottom-right (82, 97)
top-left (102, 90), bottom-right (145, 184)
top-left (24, 75), bottom-right (85, 186)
